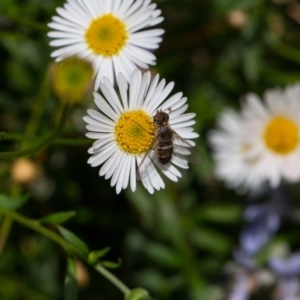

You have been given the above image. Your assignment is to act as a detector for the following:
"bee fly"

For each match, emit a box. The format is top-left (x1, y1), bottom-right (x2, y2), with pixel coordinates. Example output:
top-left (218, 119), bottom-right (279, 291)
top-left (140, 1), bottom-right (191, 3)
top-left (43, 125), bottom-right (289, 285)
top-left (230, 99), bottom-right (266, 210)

top-left (138, 109), bottom-right (203, 180)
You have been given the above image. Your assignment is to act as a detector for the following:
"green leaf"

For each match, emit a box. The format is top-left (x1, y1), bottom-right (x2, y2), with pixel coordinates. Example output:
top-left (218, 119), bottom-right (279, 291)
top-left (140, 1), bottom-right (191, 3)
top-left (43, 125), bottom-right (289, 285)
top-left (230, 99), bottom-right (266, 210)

top-left (198, 204), bottom-right (242, 223)
top-left (40, 211), bottom-right (76, 225)
top-left (143, 242), bottom-right (182, 268)
top-left (0, 194), bottom-right (28, 210)
top-left (125, 288), bottom-right (151, 300)
top-left (100, 259), bottom-right (122, 269)
top-left (64, 257), bottom-right (78, 300)
top-left (88, 247), bottom-right (110, 264)
top-left (57, 226), bottom-right (89, 257)
top-left (273, 41), bottom-right (300, 65)
top-left (190, 228), bottom-right (232, 255)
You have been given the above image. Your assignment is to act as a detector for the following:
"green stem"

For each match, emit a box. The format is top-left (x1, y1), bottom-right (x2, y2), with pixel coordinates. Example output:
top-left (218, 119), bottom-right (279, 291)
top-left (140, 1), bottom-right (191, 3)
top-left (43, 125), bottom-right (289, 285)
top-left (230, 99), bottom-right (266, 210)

top-left (0, 206), bottom-right (77, 255)
top-left (0, 104), bottom-right (72, 160)
top-left (272, 41), bottom-right (300, 65)
top-left (1, 133), bottom-right (92, 146)
top-left (0, 217), bottom-right (13, 254)
top-left (94, 263), bottom-right (131, 296)
top-left (21, 70), bottom-right (51, 149)
top-left (0, 206), bottom-right (131, 296)
top-left (2, 14), bottom-right (48, 32)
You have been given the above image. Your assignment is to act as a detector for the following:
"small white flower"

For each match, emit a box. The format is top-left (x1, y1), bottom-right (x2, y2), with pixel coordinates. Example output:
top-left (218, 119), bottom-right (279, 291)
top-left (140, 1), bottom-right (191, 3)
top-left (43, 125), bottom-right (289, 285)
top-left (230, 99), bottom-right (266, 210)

top-left (83, 70), bottom-right (199, 194)
top-left (209, 83), bottom-right (300, 192)
top-left (48, 0), bottom-right (164, 89)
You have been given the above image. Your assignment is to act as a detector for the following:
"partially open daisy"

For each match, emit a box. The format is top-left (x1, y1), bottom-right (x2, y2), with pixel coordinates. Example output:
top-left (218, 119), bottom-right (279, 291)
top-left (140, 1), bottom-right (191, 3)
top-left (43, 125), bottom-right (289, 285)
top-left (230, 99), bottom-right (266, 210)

top-left (208, 109), bottom-right (266, 192)
top-left (48, 0), bottom-right (164, 89)
top-left (83, 70), bottom-right (199, 194)
top-left (209, 83), bottom-right (300, 192)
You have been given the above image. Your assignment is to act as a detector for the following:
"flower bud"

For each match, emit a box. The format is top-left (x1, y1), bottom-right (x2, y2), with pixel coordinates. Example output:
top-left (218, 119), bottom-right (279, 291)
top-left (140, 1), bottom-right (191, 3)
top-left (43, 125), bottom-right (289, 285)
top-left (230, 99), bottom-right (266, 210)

top-left (11, 158), bottom-right (38, 184)
top-left (227, 10), bottom-right (248, 28)
top-left (50, 56), bottom-right (94, 104)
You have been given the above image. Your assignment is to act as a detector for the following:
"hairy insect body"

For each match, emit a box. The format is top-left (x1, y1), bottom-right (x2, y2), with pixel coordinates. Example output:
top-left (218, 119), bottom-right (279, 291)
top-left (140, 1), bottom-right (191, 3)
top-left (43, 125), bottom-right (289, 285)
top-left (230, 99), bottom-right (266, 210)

top-left (155, 125), bottom-right (173, 164)
top-left (137, 109), bottom-right (203, 180)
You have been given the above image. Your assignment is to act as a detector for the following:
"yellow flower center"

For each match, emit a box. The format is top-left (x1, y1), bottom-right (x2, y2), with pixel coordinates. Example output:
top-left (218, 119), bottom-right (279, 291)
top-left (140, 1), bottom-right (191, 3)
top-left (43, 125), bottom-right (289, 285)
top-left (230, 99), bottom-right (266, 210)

top-left (263, 116), bottom-right (299, 154)
top-left (85, 14), bottom-right (128, 57)
top-left (115, 110), bottom-right (155, 155)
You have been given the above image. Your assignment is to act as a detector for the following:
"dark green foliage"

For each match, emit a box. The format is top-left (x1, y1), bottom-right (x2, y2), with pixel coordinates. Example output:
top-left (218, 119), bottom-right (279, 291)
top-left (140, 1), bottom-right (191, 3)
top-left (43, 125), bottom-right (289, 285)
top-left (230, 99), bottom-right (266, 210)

top-left (1, 0), bottom-right (300, 299)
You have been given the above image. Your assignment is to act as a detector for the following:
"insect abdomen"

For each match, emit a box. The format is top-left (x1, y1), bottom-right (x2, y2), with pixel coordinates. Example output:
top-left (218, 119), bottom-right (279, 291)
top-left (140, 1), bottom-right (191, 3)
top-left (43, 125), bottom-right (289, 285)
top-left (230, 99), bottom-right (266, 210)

top-left (156, 126), bottom-right (173, 164)
top-left (157, 143), bottom-right (173, 164)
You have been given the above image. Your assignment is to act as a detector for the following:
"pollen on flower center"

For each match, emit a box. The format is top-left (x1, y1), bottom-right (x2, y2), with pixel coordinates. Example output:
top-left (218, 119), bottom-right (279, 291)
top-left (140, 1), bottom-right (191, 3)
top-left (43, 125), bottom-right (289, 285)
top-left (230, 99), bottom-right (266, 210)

top-left (115, 110), bottom-right (155, 155)
top-left (263, 116), bottom-right (299, 154)
top-left (85, 14), bottom-right (128, 57)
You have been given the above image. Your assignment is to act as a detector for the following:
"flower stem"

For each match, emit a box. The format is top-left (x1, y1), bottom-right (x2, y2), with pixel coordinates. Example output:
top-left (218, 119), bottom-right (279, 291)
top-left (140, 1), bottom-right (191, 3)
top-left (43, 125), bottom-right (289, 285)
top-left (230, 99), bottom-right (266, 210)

top-left (0, 104), bottom-right (72, 160)
top-left (0, 217), bottom-right (13, 254)
top-left (21, 70), bottom-right (51, 149)
top-left (0, 206), bottom-right (131, 296)
top-left (3, 14), bottom-right (48, 32)
top-left (0, 206), bottom-right (77, 255)
top-left (1, 133), bottom-right (92, 146)
top-left (94, 263), bottom-right (131, 296)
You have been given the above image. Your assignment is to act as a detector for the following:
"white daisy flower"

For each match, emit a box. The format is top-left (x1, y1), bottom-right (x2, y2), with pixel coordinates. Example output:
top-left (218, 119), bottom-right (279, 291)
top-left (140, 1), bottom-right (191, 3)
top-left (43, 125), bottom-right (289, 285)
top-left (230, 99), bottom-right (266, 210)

top-left (48, 0), bottom-right (164, 89)
top-left (83, 70), bottom-right (200, 194)
top-left (209, 83), bottom-right (300, 192)
top-left (208, 109), bottom-right (266, 192)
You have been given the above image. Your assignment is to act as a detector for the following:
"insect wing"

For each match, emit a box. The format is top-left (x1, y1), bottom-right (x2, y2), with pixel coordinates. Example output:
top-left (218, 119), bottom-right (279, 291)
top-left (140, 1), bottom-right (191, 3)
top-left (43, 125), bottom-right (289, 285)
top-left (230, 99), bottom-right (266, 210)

top-left (137, 138), bottom-right (157, 180)
top-left (172, 132), bottom-right (204, 165)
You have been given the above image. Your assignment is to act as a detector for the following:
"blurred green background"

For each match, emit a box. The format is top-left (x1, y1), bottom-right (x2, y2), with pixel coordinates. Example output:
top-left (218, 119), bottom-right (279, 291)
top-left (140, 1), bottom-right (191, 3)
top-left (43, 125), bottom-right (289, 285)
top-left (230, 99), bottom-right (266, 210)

top-left (1, 0), bottom-right (300, 299)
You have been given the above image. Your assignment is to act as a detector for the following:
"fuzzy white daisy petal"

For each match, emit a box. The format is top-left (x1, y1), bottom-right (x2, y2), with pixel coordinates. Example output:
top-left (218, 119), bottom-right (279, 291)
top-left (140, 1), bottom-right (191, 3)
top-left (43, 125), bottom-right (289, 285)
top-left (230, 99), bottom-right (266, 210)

top-left (93, 136), bottom-right (116, 150)
top-left (129, 155), bottom-right (137, 192)
top-left (99, 150), bottom-right (120, 177)
top-left (160, 95), bottom-right (187, 112)
top-left (169, 104), bottom-right (188, 118)
top-left (172, 156), bottom-right (189, 169)
top-left (101, 78), bottom-right (123, 115)
top-left (86, 109), bottom-right (115, 125)
top-left (171, 113), bottom-right (196, 124)
top-left (113, 153), bottom-right (128, 194)
top-left (94, 92), bottom-right (119, 120)
top-left (123, 45), bottom-right (156, 65)
top-left (143, 73), bottom-right (160, 108)
top-left (129, 34), bottom-right (163, 49)
top-left (86, 124), bottom-right (114, 133)
top-left (136, 72), bottom-right (151, 108)
top-left (148, 82), bottom-right (175, 114)
top-left (88, 142), bottom-right (116, 167)
top-left (55, 7), bottom-right (87, 27)
top-left (113, 52), bottom-right (136, 81)
top-left (129, 70), bottom-right (142, 109)
top-left (50, 44), bottom-right (86, 58)
top-left (117, 73), bottom-right (129, 110)
top-left (116, 0), bottom-right (134, 18)
top-left (175, 130), bottom-right (199, 139)
top-left (86, 132), bottom-right (110, 140)
top-left (160, 165), bottom-right (180, 182)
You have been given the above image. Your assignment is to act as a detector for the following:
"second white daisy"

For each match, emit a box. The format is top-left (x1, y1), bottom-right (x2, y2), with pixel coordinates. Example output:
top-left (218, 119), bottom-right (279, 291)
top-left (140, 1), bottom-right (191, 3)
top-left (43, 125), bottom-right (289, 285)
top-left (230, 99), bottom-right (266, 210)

top-left (209, 83), bottom-right (300, 192)
top-left (48, 0), bottom-right (164, 89)
top-left (83, 70), bottom-right (200, 194)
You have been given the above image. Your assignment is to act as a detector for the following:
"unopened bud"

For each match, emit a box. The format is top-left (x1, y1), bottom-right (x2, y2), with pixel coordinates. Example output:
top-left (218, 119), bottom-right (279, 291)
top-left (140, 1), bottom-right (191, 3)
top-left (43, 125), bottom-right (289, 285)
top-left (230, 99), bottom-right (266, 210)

top-left (50, 56), bottom-right (94, 104)
top-left (227, 10), bottom-right (248, 28)
top-left (11, 158), bottom-right (38, 183)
